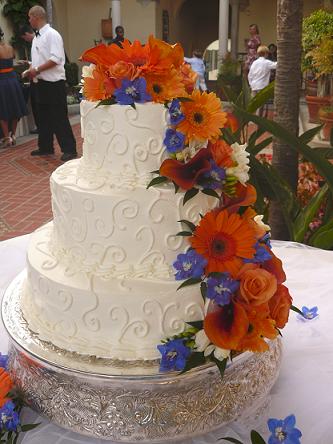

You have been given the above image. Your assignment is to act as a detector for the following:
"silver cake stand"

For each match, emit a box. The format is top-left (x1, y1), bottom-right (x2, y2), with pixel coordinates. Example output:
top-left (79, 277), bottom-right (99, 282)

top-left (2, 271), bottom-right (283, 443)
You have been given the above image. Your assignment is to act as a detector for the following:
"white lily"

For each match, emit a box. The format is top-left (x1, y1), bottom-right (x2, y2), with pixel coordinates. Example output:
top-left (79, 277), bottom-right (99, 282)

top-left (81, 63), bottom-right (96, 80)
top-left (254, 214), bottom-right (271, 232)
top-left (226, 142), bottom-right (250, 185)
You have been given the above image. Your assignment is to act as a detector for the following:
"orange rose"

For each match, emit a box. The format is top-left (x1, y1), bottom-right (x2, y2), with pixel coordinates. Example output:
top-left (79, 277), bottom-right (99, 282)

top-left (237, 267), bottom-right (277, 306)
top-left (269, 284), bottom-right (292, 328)
top-left (0, 367), bottom-right (13, 407)
top-left (108, 61), bottom-right (139, 81)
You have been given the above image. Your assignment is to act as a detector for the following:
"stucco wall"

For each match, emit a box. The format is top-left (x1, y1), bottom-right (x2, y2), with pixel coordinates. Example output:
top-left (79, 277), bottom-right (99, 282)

top-left (122, 0), bottom-right (156, 43)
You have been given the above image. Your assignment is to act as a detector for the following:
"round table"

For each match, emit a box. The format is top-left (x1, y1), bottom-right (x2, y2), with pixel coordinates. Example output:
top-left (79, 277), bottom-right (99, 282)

top-left (1, 235), bottom-right (332, 444)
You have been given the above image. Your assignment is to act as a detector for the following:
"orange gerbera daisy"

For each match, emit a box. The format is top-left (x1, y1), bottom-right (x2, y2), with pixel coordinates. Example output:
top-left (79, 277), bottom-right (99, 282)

top-left (0, 367), bottom-right (13, 408)
top-left (190, 209), bottom-right (256, 277)
top-left (145, 68), bottom-right (186, 103)
top-left (209, 139), bottom-right (234, 168)
top-left (177, 90), bottom-right (228, 143)
top-left (83, 66), bottom-right (115, 101)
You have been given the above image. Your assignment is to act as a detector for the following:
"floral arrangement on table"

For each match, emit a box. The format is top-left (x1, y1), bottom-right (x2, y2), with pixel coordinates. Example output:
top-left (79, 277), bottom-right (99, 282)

top-left (80, 36), bottom-right (300, 378)
top-left (0, 354), bottom-right (39, 442)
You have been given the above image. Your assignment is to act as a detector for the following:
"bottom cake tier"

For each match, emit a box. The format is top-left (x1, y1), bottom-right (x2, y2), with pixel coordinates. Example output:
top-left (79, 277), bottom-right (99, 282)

top-left (21, 223), bottom-right (204, 361)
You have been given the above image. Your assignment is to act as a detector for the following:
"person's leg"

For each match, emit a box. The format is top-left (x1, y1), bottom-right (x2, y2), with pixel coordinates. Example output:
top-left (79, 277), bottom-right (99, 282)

top-left (0, 120), bottom-right (9, 138)
top-left (36, 103), bottom-right (54, 152)
top-left (10, 119), bottom-right (17, 145)
top-left (0, 120), bottom-right (13, 147)
top-left (30, 82), bottom-right (39, 131)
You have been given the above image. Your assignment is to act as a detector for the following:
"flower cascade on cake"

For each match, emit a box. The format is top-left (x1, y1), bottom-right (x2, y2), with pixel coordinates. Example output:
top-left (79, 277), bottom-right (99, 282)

top-left (80, 36), bottom-right (297, 376)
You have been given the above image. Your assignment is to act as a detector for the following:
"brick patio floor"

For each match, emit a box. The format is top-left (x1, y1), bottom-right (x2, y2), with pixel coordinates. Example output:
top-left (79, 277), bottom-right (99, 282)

top-left (0, 123), bottom-right (82, 241)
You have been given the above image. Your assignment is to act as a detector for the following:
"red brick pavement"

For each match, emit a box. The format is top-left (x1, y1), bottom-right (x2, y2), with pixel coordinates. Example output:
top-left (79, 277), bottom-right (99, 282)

top-left (0, 123), bottom-right (82, 241)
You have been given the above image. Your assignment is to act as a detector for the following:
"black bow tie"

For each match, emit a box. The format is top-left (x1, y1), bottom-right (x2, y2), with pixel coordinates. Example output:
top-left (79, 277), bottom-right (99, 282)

top-left (34, 30), bottom-right (40, 37)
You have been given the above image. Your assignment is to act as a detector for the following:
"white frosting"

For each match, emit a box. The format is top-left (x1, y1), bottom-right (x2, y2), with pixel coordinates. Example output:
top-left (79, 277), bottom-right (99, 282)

top-left (22, 100), bottom-right (218, 361)
top-left (22, 224), bottom-right (204, 360)
top-left (80, 100), bottom-right (168, 176)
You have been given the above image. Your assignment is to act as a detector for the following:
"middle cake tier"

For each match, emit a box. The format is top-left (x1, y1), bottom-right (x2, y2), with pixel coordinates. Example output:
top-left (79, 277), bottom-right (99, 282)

top-left (50, 159), bottom-right (217, 278)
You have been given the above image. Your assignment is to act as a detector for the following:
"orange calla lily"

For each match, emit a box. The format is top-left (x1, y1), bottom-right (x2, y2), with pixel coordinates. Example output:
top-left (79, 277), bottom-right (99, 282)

top-left (223, 183), bottom-right (257, 213)
top-left (204, 301), bottom-right (249, 350)
top-left (262, 246), bottom-right (286, 284)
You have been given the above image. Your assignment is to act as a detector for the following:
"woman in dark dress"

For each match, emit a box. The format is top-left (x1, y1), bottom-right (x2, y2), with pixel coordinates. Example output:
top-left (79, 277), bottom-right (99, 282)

top-left (0, 27), bottom-right (27, 148)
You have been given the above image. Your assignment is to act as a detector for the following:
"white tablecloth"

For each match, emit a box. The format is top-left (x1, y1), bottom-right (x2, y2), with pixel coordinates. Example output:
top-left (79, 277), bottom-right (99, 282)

top-left (1, 235), bottom-right (333, 444)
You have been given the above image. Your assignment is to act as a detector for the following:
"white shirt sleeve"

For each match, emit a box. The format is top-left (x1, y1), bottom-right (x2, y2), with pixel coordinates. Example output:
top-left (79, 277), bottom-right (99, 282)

top-left (48, 31), bottom-right (64, 65)
top-left (267, 60), bottom-right (277, 70)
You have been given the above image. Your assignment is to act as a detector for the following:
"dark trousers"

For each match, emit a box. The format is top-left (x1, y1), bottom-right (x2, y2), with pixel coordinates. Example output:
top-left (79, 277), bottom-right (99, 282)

top-left (36, 79), bottom-right (76, 154)
top-left (30, 82), bottom-right (40, 130)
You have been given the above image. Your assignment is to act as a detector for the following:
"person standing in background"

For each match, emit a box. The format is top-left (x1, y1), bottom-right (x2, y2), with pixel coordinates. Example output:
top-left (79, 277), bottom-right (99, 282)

top-left (243, 24), bottom-right (261, 77)
top-left (19, 24), bottom-right (39, 134)
top-left (0, 27), bottom-right (27, 148)
top-left (184, 50), bottom-right (207, 92)
top-left (110, 26), bottom-right (126, 47)
top-left (24, 5), bottom-right (77, 161)
top-left (248, 45), bottom-right (277, 117)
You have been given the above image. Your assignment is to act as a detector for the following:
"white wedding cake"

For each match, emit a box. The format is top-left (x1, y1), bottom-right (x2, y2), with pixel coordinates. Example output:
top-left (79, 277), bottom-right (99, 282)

top-left (21, 100), bottom-right (216, 361)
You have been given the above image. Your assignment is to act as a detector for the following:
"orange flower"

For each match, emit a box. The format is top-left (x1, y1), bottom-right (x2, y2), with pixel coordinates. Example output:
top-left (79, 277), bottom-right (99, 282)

top-left (242, 208), bottom-right (268, 240)
top-left (223, 183), bottom-right (257, 213)
top-left (0, 368), bottom-right (13, 408)
top-left (262, 246), bottom-right (286, 284)
top-left (180, 63), bottom-right (197, 94)
top-left (238, 304), bottom-right (278, 352)
top-left (224, 112), bottom-right (239, 133)
top-left (145, 69), bottom-right (186, 103)
top-left (108, 60), bottom-right (139, 82)
top-left (204, 301), bottom-right (249, 350)
top-left (237, 266), bottom-right (277, 306)
top-left (190, 209), bottom-right (256, 276)
top-left (83, 65), bottom-right (115, 101)
top-left (177, 90), bottom-right (228, 143)
top-left (143, 36), bottom-right (184, 74)
top-left (209, 139), bottom-right (234, 168)
top-left (269, 284), bottom-right (292, 328)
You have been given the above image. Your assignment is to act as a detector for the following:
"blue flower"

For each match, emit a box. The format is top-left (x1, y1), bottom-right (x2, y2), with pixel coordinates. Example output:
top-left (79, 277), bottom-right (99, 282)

top-left (300, 306), bottom-right (319, 320)
top-left (0, 401), bottom-right (20, 432)
top-left (199, 160), bottom-right (226, 189)
top-left (244, 242), bottom-right (272, 264)
top-left (261, 232), bottom-right (272, 248)
top-left (164, 128), bottom-right (185, 153)
top-left (268, 414), bottom-right (302, 444)
top-left (0, 354), bottom-right (8, 370)
top-left (173, 250), bottom-right (207, 280)
top-left (169, 99), bottom-right (185, 125)
top-left (157, 338), bottom-right (191, 372)
top-left (206, 273), bottom-right (239, 306)
top-left (114, 77), bottom-right (152, 105)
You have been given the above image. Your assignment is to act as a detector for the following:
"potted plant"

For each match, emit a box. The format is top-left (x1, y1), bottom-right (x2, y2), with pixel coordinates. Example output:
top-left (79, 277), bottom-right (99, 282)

top-left (302, 9), bottom-right (333, 123)
top-left (216, 53), bottom-right (242, 101)
top-left (319, 104), bottom-right (333, 141)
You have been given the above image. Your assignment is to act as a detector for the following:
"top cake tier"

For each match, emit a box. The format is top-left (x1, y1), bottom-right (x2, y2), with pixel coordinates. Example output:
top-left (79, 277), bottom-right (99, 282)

top-left (80, 100), bottom-right (167, 178)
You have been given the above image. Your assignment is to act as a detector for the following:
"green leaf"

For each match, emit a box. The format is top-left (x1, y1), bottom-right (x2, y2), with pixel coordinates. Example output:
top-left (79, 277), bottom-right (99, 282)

top-left (250, 430), bottom-right (266, 444)
top-left (20, 423), bottom-right (41, 432)
top-left (234, 106), bottom-right (333, 194)
top-left (293, 183), bottom-right (329, 243)
top-left (150, 170), bottom-right (160, 174)
top-left (251, 136), bottom-right (273, 156)
top-left (187, 320), bottom-right (204, 330)
top-left (299, 125), bottom-right (323, 144)
top-left (211, 357), bottom-right (228, 379)
top-left (177, 278), bottom-right (202, 291)
top-left (177, 96), bottom-right (194, 102)
top-left (208, 272), bottom-right (227, 279)
top-left (176, 231), bottom-right (192, 237)
top-left (219, 437), bottom-right (244, 444)
top-left (130, 103), bottom-right (136, 110)
top-left (180, 351), bottom-right (206, 374)
top-left (310, 222), bottom-right (333, 249)
top-left (178, 219), bottom-right (196, 232)
top-left (202, 188), bottom-right (220, 199)
top-left (146, 176), bottom-right (168, 189)
top-left (247, 81), bottom-right (274, 114)
top-left (200, 282), bottom-right (207, 301)
top-left (95, 97), bottom-right (117, 107)
top-left (183, 188), bottom-right (199, 205)
top-left (173, 182), bottom-right (180, 193)
top-left (290, 305), bottom-right (304, 317)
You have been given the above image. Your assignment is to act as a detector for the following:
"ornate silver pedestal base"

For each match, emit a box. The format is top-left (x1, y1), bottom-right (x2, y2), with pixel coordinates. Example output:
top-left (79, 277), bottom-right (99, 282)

top-left (2, 272), bottom-right (283, 443)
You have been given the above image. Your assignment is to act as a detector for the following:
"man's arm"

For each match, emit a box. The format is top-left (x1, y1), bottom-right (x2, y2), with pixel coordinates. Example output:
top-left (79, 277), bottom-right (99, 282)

top-left (27, 59), bottom-right (57, 79)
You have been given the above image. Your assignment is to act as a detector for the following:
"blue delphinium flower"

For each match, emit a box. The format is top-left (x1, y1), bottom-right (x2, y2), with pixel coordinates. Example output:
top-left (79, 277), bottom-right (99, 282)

top-left (268, 414), bottom-right (302, 444)
top-left (0, 353), bottom-right (8, 369)
top-left (261, 232), bottom-right (272, 248)
top-left (244, 242), bottom-right (272, 264)
top-left (164, 128), bottom-right (185, 153)
top-left (157, 338), bottom-right (191, 372)
top-left (169, 99), bottom-right (185, 125)
top-left (0, 401), bottom-right (20, 432)
top-left (173, 250), bottom-right (207, 280)
top-left (301, 306), bottom-right (319, 320)
top-left (200, 160), bottom-right (226, 189)
top-left (206, 273), bottom-right (239, 306)
top-left (114, 78), bottom-right (152, 105)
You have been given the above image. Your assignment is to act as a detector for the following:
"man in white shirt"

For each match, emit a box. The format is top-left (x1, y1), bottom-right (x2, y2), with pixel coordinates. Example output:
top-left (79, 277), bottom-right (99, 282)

top-left (25, 5), bottom-right (76, 161)
top-left (248, 45), bottom-right (277, 117)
